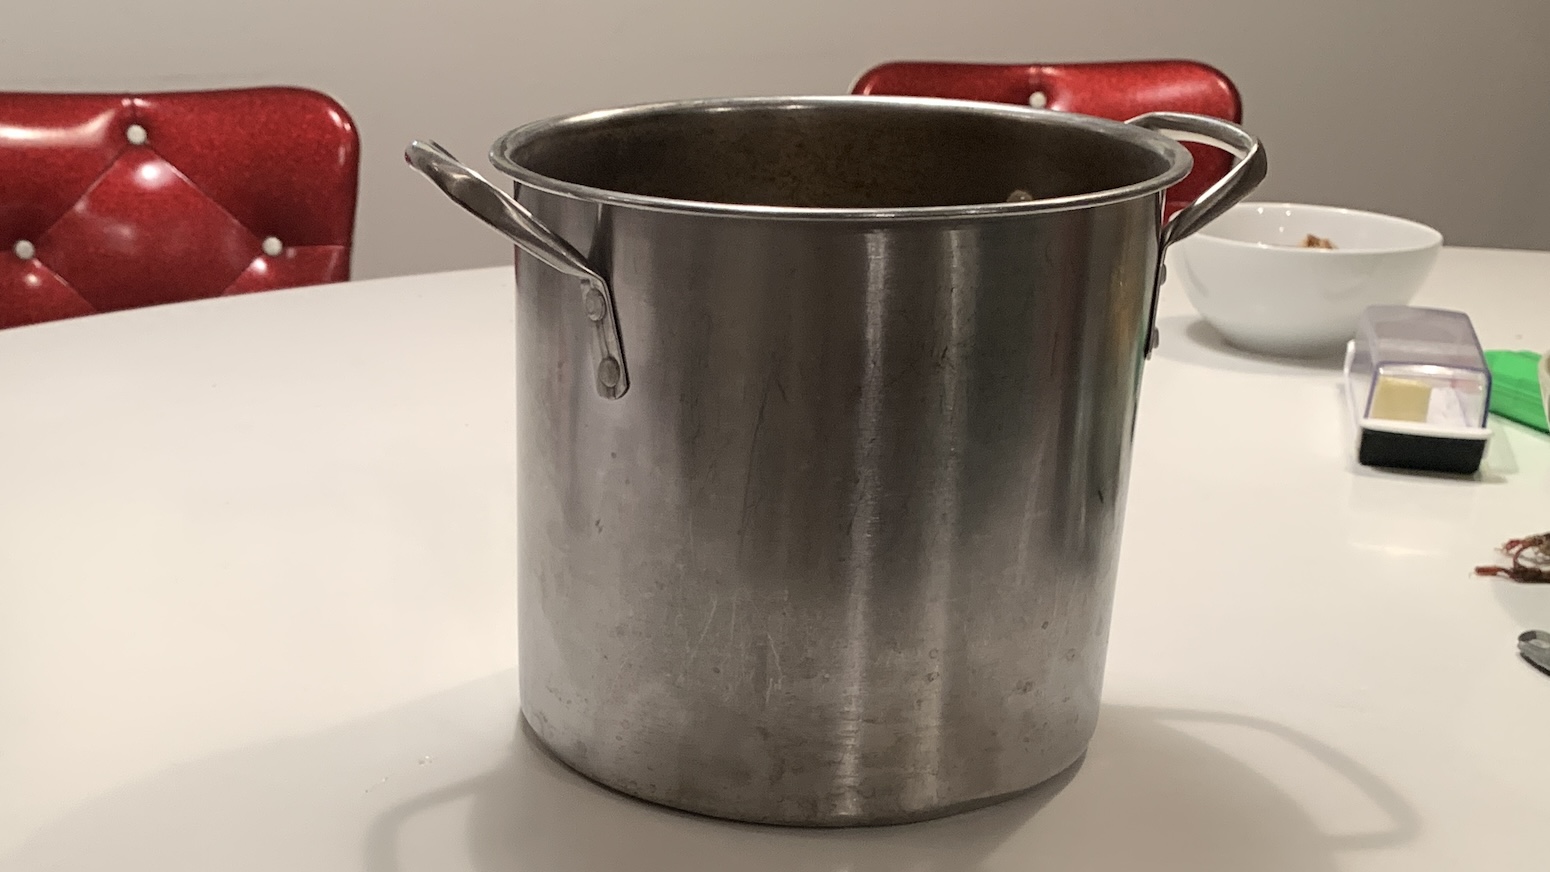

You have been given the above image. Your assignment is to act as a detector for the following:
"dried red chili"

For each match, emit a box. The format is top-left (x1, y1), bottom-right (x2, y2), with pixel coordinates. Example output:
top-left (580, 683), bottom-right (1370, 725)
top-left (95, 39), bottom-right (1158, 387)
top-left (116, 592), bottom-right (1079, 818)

top-left (1475, 532), bottom-right (1550, 583)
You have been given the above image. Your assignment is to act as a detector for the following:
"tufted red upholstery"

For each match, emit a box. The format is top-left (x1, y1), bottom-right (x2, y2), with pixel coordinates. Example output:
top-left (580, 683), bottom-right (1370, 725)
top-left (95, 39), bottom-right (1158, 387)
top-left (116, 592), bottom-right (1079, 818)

top-left (852, 60), bottom-right (1243, 218)
top-left (0, 87), bottom-right (359, 329)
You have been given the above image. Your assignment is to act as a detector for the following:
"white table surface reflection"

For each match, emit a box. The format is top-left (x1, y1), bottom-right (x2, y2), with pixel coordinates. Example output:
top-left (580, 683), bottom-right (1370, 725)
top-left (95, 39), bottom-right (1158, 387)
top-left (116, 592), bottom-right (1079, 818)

top-left (2, 248), bottom-right (1548, 871)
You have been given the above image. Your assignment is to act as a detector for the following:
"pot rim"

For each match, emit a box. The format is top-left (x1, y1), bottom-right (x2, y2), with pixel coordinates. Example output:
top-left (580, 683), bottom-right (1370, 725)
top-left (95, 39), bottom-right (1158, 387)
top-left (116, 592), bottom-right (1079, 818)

top-left (488, 95), bottom-right (1194, 221)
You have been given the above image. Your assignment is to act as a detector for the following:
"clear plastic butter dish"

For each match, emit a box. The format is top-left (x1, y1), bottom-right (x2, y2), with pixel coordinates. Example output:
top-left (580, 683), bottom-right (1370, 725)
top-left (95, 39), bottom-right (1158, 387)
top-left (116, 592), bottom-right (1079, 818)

top-left (1344, 305), bottom-right (1491, 475)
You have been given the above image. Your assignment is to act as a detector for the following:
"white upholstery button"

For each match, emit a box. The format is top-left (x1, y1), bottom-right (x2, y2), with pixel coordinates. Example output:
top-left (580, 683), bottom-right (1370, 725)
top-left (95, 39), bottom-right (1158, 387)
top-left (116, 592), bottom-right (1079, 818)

top-left (13, 239), bottom-right (35, 260)
top-left (126, 124), bottom-right (148, 145)
top-left (1028, 91), bottom-right (1048, 109)
top-left (261, 236), bottom-right (284, 257)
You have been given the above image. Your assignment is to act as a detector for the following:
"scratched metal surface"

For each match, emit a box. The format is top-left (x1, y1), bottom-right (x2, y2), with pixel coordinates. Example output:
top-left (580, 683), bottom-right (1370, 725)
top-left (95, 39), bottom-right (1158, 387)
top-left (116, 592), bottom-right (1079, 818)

top-left (497, 100), bottom-right (1174, 823)
top-left (508, 182), bottom-right (1162, 824)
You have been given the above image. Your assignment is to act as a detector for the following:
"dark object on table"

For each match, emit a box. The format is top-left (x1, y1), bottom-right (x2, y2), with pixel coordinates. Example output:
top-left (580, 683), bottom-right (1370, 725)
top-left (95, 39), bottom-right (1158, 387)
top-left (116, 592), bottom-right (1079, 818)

top-left (852, 59), bottom-right (1240, 219)
top-left (0, 87), bottom-right (360, 329)
top-left (1518, 630), bottom-right (1550, 676)
top-left (1476, 532), bottom-right (1550, 583)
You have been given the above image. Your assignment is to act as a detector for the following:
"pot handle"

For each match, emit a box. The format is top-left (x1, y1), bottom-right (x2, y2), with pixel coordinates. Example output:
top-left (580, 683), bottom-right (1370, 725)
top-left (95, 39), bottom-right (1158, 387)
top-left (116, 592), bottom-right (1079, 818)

top-left (1125, 112), bottom-right (1267, 356)
top-left (405, 140), bottom-right (630, 399)
top-left (1127, 112), bottom-right (1268, 248)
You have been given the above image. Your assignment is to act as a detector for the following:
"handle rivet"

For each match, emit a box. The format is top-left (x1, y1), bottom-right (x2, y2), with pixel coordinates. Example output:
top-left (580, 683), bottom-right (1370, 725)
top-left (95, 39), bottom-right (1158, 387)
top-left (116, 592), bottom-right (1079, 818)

top-left (597, 357), bottom-right (622, 388)
top-left (584, 287), bottom-right (607, 322)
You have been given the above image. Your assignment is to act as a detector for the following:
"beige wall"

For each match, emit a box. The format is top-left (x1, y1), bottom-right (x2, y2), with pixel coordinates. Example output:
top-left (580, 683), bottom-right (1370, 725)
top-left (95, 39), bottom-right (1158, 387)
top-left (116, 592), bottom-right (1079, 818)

top-left (5, 0), bottom-right (1548, 279)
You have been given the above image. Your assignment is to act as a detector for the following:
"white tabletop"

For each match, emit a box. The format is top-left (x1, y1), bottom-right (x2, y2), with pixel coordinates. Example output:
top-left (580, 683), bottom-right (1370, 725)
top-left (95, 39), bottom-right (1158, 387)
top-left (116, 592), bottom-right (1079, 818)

top-left (2, 248), bottom-right (1548, 871)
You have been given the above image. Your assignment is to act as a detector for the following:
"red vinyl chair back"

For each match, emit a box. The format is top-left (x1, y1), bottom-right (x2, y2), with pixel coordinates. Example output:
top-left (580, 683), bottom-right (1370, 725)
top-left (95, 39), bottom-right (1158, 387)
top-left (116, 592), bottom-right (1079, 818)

top-left (0, 87), bottom-right (359, 329)
top-left (852, 60), bottom-right (1242, 218)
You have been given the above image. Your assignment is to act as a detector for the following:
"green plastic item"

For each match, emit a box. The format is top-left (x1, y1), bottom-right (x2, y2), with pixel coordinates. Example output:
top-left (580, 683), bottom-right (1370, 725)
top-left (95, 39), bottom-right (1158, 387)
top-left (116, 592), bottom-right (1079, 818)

top-left (1484, 350), bottom-right (1549, 433)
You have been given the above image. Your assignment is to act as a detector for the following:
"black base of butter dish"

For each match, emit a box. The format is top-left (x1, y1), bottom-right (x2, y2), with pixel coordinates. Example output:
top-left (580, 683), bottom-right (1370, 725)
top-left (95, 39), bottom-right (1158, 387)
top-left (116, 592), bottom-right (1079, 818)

top-left (1357, 427), bottom-right (1487, 475)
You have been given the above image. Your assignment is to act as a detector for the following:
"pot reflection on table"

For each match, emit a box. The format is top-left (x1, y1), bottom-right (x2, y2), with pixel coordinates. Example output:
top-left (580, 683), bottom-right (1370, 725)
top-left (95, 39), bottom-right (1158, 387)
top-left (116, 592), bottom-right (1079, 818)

top-left (6, 672), bottom-right (1416, 872)
top-left (436, 708), bottom-right (1413, 872)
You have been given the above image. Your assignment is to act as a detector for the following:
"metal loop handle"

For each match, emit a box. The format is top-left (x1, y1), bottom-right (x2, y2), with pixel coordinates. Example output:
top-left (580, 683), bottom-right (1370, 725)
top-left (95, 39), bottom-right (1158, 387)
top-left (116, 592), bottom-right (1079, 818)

top-left (1126, 112), bottom-right (1267, 357)
top-left (405, 140), bottom-right (630, 399)
top-left (1126, 111), bottom-right (1268, 249)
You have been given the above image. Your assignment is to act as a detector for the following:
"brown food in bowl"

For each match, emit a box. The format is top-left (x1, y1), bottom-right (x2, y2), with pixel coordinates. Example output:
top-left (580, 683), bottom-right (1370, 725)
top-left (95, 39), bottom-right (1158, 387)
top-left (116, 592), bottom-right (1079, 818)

top-left (1301, 233), bottom-right (1336, 249)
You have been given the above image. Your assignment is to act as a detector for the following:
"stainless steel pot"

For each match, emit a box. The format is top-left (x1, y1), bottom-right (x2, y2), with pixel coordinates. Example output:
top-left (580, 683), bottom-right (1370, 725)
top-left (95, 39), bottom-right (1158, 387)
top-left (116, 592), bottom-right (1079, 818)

top-left (407, 96), bottom-right (1265, 826)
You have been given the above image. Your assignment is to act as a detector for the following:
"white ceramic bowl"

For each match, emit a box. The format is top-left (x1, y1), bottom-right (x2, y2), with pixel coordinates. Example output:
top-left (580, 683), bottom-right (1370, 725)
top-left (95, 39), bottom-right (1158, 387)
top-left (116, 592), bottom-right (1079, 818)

top-left (1175, 202), bottom-right (1443, 356)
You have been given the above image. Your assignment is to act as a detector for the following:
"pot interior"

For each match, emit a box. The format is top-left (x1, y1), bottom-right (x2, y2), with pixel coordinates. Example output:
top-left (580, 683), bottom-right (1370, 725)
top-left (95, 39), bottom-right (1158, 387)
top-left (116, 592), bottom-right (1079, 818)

top-left (497, 98), bottom-right (1186, 211)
